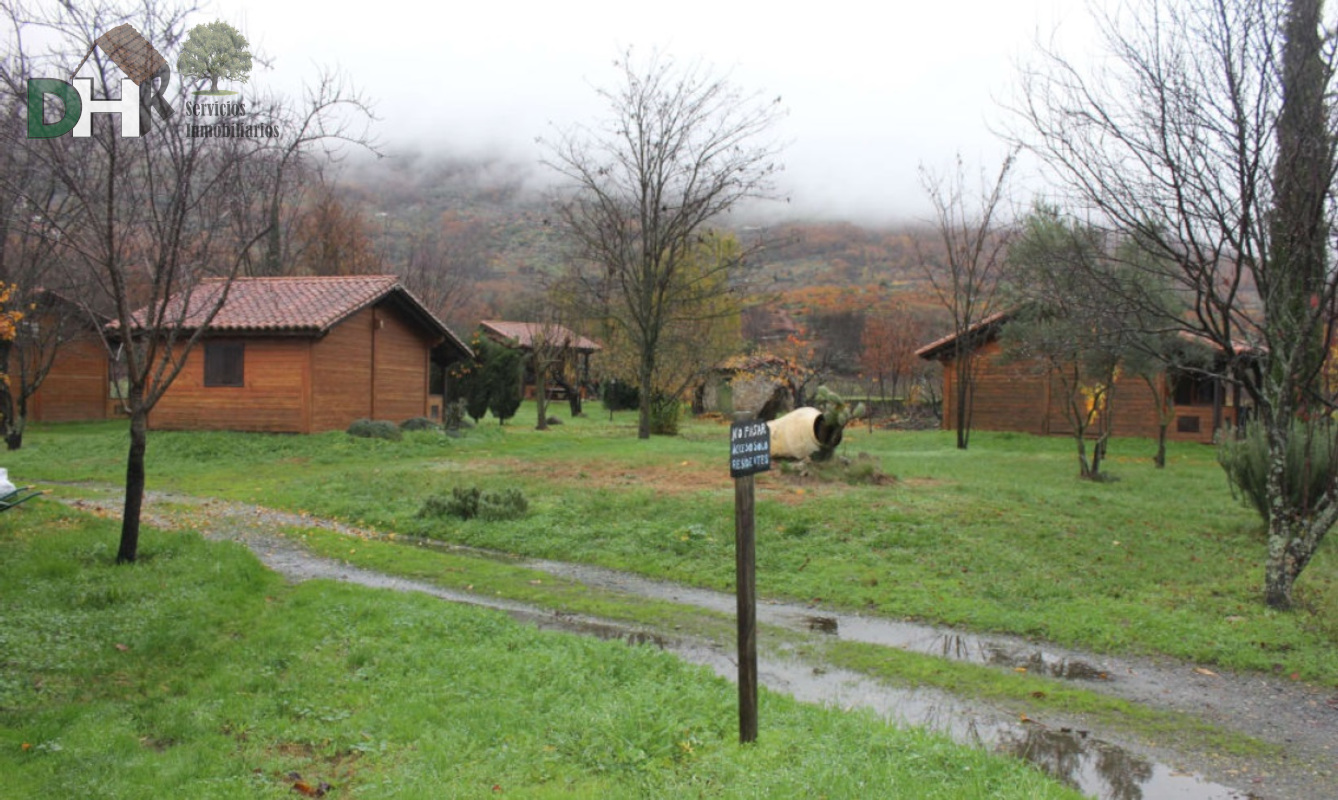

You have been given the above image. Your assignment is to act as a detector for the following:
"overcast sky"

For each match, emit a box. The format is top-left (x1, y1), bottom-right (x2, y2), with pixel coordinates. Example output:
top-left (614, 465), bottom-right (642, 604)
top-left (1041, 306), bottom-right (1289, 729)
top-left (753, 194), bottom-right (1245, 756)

top-left (197, 0), bottom-right (1091, 223)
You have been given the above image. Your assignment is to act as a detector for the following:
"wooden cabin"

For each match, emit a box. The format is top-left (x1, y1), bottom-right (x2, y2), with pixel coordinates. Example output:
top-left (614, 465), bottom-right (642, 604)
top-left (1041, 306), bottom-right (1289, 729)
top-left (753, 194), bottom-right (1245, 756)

top-left (133, 276), bottom-right (471, 433)
top-left (915, 312), bottom-right (1242, 444)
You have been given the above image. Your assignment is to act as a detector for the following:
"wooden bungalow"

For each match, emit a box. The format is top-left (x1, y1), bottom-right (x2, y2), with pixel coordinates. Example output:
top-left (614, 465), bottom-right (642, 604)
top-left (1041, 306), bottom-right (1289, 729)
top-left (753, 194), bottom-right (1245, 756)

top-left (915, 312), bottom-right (1243, 444)
top-left (478, 320), bottom-right (601, 400)
top-left (134, 275), bottom-right (471, 433)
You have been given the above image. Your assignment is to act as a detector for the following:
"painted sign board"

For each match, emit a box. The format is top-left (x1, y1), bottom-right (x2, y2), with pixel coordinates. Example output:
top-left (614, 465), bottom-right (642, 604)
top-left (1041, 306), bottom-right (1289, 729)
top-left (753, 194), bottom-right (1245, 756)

top-left (730, 419), bottom-right (771, 478)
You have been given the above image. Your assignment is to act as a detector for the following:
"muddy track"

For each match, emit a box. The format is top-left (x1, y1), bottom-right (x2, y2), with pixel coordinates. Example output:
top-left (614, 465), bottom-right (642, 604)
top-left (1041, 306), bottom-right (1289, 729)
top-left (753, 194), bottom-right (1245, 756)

top-left (54, 486), bottom-right (1337, 800)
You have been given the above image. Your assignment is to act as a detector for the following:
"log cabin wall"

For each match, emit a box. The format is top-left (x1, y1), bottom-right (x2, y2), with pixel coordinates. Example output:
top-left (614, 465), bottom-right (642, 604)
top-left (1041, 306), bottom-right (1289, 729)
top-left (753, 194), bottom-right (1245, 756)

top-left (310, 306), bottom-right (374, 431)
top-left (148, 338), bottom-right (309, 432)
top-left (30, 333), bottom-right (109, 422)
top-left (310, 303), bottom-right (433, 430)
top-left (368, 304), bottom-right (433, 423)
top-left (941, 340), bottom-right (1051, 436)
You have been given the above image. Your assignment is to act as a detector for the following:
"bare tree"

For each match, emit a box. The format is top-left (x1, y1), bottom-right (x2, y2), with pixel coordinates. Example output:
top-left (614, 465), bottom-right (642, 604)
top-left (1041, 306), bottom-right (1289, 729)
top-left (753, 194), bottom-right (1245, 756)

top-left (919, 152), bottom-right (1016, 450)
top-left (397, 211), bottom-right (486, 330)
top-left (545, 51), bottom-right (784, 438)
top-left (288, 181), bottom-right (384, 275)
top-left (1012, 0), bottom-right (1338, 608)
top-left (245, 69), bottom-right (379, 275)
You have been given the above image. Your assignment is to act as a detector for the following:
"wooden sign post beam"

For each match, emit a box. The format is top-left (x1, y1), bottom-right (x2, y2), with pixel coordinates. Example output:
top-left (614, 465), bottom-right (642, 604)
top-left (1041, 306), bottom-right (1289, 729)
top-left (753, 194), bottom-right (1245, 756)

top-left (729, 419), bottom-right (769, 744)
top-left (734, 472), bottom-right (758, 743)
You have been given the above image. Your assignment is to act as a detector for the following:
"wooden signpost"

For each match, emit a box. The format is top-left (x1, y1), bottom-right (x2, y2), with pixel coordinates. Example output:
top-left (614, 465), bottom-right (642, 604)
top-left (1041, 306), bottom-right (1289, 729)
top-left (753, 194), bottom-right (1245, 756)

top-left (729, 419), bottom-right (769, 743)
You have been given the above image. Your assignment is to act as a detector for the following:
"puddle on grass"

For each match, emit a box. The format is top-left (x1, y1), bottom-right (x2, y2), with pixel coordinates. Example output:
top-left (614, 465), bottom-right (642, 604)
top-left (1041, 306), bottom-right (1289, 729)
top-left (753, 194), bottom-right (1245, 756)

top-left (520, 558), bottom-right (1116, 682)
top-left (264, 541), bottom-right (1254, 800)
top-left (677, 647), bottom-right (1258, 800)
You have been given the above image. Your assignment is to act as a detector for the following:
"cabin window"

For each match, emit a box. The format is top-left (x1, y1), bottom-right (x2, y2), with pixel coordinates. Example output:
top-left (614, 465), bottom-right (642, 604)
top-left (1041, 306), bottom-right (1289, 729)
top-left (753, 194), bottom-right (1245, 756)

top-left (204, 341), bottom-right (244, 387)
top-left (1176, 415), bottom-right (1201, 434)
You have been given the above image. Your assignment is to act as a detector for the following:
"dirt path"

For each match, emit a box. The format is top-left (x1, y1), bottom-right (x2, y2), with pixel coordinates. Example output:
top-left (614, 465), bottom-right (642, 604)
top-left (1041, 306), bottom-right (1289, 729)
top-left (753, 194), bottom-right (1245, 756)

top-left (56, 487), bottom-right (1337, 800)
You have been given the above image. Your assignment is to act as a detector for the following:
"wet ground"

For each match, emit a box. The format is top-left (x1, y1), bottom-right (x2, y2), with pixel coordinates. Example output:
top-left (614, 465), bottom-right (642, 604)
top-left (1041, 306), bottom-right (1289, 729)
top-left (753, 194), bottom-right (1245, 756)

top-left (57, 488), bottom-right (1338, 799)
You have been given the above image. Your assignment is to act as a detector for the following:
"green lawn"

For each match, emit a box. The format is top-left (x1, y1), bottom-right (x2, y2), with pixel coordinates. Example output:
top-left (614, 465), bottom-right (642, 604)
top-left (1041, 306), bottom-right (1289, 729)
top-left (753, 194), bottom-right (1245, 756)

top-left (0, 504), bottom-right (1079, 799)
top-left (8, 409), bottom-right (1337, 683)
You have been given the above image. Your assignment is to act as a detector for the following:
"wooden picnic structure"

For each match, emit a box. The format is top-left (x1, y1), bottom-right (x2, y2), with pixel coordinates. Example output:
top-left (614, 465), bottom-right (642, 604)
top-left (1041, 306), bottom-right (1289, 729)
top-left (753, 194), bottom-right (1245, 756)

top-left (478, 320), bottom-right (601, 400)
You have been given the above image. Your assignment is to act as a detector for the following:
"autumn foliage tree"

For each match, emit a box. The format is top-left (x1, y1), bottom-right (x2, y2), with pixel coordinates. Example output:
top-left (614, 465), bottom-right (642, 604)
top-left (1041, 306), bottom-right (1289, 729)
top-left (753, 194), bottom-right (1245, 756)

top-left (0, 283), bottom-right (23, 388)
top-left (290, 186), bottom-right (384, 275)
top-left (398, 211), bottom-right (488, 330)
top-left (860, 304), bottom-right (926, 407)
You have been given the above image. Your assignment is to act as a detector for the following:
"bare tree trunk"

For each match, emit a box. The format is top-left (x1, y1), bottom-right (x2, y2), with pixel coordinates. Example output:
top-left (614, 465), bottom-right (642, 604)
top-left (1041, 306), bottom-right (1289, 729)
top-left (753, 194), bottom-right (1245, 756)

top-left (117, 408), bottom-right (149, 564)
top-left (953, 352), bottom-right (972, 450)
top-left (535, 356), bottom-right (549, 431)
top-left (1264, 418), bottom-right (1296, 608)
top-left (1075, 436), bottom-right (1092, 479)
top-left (567, 379), bottom-right (582, 416)
top-left (1261, 0), bottom-right (1334, 610)
top-left (637, 350), bottom-right (653, 440)
top-left (1154, 425), bottom-right (1168, 469)
top-left (5, 400), bottom-right (24, 451)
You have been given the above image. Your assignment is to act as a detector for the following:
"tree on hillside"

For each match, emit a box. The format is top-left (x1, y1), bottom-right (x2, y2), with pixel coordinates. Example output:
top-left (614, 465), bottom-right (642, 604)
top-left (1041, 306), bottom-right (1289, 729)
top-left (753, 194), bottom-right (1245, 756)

top-left (1012, 0), bottom-right (1338, 608)
top-left (546, 50), bottom-right (784, 439)
top-left (919, 152), bottom-right (1016, 450)
top-left (398, 211), bottom-right (487, 330)
top-left (290, 185), bottom-right (384, 275)
top-left (246, 69), bottom-right (379, 275)
top-left (860, 304), bottom-right (926, 407)
top-left (177, 19), bottom-right (251, 93)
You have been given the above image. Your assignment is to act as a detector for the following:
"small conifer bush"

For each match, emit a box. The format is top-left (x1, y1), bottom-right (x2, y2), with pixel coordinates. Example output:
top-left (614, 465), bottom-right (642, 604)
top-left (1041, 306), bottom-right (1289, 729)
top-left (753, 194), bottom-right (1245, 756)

top-left (418, 486), bottom-right (528, 522)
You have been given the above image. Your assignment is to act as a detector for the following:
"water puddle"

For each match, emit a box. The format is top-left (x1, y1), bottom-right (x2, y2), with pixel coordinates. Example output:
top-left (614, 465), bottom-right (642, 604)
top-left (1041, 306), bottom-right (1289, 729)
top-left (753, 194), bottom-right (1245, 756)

top-left (519, 558), bottom-right (1116, 682)
top-left (679, 647), bottom-right (1256, 800)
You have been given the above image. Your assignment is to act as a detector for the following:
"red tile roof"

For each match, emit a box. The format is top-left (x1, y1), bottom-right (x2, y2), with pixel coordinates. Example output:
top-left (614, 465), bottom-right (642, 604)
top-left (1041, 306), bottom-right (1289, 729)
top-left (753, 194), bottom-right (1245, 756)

top-left (480, 320), bottom-right (602, 352)
top-left (914, 310), bottom-right (1011, 360)
top-left (121, 275), bottom-right (471, 356)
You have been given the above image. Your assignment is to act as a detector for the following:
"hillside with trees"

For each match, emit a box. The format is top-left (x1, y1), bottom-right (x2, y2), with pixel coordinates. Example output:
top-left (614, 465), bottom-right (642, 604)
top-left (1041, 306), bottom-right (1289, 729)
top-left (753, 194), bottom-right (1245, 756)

top-left (327, 151), bottom-right (955, 398)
